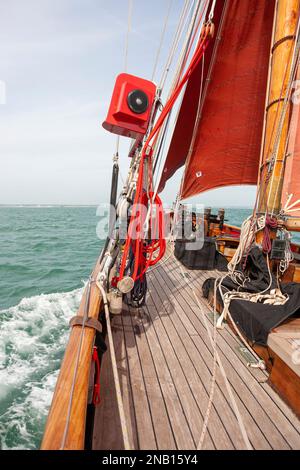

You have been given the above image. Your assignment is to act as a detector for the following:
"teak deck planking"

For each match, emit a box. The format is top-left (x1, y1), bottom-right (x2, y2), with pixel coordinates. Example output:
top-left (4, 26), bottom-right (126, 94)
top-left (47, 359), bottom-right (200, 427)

top-left (93, 249), bottom-right (300, 450)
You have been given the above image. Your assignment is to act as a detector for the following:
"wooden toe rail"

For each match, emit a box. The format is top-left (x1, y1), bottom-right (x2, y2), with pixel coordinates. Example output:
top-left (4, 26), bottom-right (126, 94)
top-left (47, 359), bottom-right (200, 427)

top-left (41, 259), bottom-right (103, 450)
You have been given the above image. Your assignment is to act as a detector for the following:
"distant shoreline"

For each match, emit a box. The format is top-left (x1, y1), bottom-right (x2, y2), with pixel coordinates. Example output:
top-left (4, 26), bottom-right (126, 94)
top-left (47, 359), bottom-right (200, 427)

top-left (0, 204), bottom-right (99, 208)
top-left (0, 204), bottom-right (254, 209)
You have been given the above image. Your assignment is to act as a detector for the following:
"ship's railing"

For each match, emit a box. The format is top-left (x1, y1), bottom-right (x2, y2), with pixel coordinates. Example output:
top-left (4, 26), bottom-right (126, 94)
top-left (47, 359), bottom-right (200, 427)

top-left (41, 257), bottom-right (103, 450)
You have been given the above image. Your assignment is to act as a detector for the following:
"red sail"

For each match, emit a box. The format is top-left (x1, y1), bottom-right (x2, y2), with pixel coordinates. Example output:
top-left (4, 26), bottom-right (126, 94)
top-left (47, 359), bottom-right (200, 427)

top-left (281, 65), bottom-right (300, 216)
top-left (159, 0), bottom-right (275, 199)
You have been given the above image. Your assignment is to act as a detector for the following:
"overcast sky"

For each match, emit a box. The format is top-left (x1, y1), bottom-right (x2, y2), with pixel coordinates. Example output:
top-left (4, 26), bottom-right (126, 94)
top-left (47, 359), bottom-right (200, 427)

top-left (0, 0), bottom-right (256, 206)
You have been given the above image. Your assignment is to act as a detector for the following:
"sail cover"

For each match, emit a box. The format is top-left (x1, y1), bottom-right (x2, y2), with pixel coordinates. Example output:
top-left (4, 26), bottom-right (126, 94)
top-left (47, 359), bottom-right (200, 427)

top-left (159, 0), bottom-right (276, 199)
top-left (281, 64), bottom-right (300, 216)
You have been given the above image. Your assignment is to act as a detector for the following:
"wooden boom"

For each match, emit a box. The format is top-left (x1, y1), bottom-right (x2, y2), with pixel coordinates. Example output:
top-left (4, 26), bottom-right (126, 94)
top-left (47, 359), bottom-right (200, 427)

top-left (41, 259), bottom-right (103, 450)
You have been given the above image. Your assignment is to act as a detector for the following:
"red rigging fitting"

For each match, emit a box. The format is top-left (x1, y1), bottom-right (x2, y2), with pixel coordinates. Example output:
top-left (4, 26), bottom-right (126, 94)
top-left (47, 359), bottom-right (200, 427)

top-left (102, 73), bottom-right (156, 139)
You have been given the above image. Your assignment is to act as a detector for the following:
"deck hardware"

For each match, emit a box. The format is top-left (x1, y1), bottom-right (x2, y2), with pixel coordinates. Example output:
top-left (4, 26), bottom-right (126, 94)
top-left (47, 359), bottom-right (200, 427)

top-left (237, 346), bottom-right (258, 365)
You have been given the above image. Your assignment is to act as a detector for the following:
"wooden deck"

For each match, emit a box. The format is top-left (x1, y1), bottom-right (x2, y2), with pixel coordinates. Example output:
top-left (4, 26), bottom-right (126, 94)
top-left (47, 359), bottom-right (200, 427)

top-left (93, 249), bottom-right (300, 450)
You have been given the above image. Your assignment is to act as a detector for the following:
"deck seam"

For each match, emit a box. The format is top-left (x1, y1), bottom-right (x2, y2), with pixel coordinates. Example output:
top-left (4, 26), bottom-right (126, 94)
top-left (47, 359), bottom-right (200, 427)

top-left (152, 265), bottom-right (274, 448)
top-left (118, 314), bottom-right (141, 450)
top-left (164, 262), bottom-right (291, 448)
top-left (142, 298), bottom-right (200, 449)
top-left (147, 278), bottom-right (236, 448)
top-left (175, 260), bottom-right (300, 435)
top-left (151, 266), bottom-right (270, 449)
top-left (165, 256), bottom-right (300, 447)
top-left (193, 267), bottom-right (300, 429)
top-left (126, 302), bottom-right (177, 450)
top-left (149, 267), bottom-right (239, 449)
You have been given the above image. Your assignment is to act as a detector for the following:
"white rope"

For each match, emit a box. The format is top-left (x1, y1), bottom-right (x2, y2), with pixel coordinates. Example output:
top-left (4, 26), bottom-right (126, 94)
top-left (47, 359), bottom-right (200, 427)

top-left (224, 310), bottom-right (266, 372)
top-left (178, 0), bottom-right (229, 200)
top-left (178, 51), bottom-right (205, 198)
top-left (227, 216), bottom-right (256, 279)
top-left (172, 243), bottom-right (217, 449)
top-left (208, 0), bottom-right (217, 21)
top-left (191, 285), bottom-right (251, 450)
top-left (279, 230), bottom-right (294, 273)
top-left (197, 278), bottom-right (217, 449)
top-left (159, 0), bottom-right (193, 90)
top-left (217, 216), bottom-right (277, 332)
top-left (97, 281), bottom-right (131, 450)
top-left (171, 244), bottom-right (252, 450)
top-left (283, 194), bottom-right (300, 213)
top-left (169, 0), bottom-right (208, 92)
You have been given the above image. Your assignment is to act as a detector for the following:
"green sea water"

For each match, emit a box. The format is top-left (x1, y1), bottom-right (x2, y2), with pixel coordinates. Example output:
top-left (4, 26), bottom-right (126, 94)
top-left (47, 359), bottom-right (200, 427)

top-left (0, 206), bottom-right (297, 449)
top-left (0, 206), bottom-right (103, 450)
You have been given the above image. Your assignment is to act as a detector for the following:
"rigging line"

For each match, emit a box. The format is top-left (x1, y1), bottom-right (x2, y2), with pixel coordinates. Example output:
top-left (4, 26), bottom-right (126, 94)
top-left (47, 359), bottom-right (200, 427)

top-left (159, 0), bottom-right (194, 90)
top-left (155, 0), bottom-right (208, 193)
top-left (124, 0), bottom-right (133, 72)
top-left (153, 114), bottom-right (172, 181)
top-left (97, 282), bottom-right (131, 450)
top-left (178, 0), bottom-right (210, 75)
top-left (179, 0), bottom-right (229, 201)
top-left (272, 114), bottom-right (293, 215)
top-left (151, 0), bottom-right (173, 82)
top-left (172, 245), bottom-right (252, 450)
top-left (256, 10), bottom-right (300, 214)
top-left (256, 0), bottom-right (278, 198)
top-left (115, 0), bottom-right (133, 156)
top-left (143, 1), bottom-right (209, 233)
top-left (269, 23), bottom-right (300, 215)
top-left (171, 0), bottom-right (209, 90)
top-left (178, 52), bottom-right (205, 200)
top-left (151, 0), bottom-right (206, 179)
top-left (158, 0), bottom-right (192, 90)
top-left (152, 1), bottom-right (200, 183)
top-left (197, 276), bottom-right (217, 450)
top-left (208, 0), bottom-right (217, 21)
top-left (121, 9), bottom-right (213, 280)
top-left (267, 25), bottom-right (300, 215)
top-left (147, 1), bottom-right (209, 233)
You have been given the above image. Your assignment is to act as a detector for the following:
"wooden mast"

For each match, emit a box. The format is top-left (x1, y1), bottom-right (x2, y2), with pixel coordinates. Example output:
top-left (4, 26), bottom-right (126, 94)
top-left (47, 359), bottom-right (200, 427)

top-left (258, 0), bottom-right (299, 215)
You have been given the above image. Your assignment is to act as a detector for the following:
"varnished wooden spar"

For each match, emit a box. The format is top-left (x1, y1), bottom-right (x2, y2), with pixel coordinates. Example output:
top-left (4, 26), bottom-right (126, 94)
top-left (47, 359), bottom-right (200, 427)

top-left (41, 258), bottom-right (103, 450)
top-left (259, 0), bottom-right (300, 214)
top-left (284, 216), bottom-right (300, 231)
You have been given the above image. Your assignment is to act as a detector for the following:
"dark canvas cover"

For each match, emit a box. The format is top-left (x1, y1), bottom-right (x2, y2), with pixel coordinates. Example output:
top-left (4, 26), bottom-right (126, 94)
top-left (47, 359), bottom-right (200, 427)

top-left (202, 246), bottom-right (300, 345)
top-left (175, 237), bottom-right (228, 271)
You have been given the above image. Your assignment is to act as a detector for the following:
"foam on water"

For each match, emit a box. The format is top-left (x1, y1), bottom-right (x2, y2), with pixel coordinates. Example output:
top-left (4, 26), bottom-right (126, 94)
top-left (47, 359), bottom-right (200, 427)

top-left (0, 287), bottom-right (84, 449)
